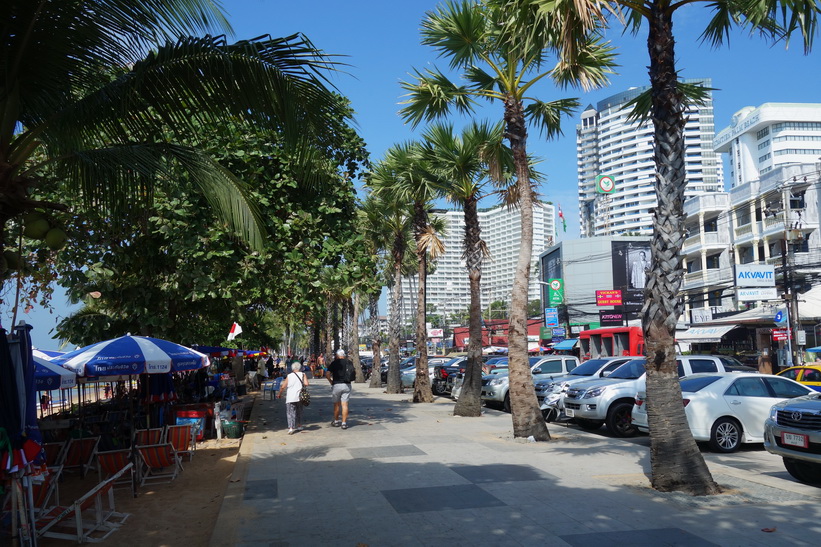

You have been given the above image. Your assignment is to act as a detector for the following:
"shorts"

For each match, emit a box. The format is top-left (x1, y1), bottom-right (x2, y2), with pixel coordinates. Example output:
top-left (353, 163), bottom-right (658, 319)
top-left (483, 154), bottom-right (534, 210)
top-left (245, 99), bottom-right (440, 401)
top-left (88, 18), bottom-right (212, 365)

top-left (332, 382), bottom-right (352, 403)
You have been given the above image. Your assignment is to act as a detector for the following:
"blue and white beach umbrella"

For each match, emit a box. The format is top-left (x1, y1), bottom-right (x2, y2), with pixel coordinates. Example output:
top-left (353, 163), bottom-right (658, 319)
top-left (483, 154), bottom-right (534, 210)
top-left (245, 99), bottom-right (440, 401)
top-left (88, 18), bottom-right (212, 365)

top-left (51, 335), bottom-right (208, 377)
top-left (34, 356), bottom-right (77, 390)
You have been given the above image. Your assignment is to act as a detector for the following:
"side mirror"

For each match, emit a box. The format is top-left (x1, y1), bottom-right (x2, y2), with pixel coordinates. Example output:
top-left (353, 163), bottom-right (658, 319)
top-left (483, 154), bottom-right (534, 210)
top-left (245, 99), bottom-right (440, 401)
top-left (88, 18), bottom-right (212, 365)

top-left (602, 370), bottom-right (612, 377)
top-left (532, 368), bottom-right (542, 374)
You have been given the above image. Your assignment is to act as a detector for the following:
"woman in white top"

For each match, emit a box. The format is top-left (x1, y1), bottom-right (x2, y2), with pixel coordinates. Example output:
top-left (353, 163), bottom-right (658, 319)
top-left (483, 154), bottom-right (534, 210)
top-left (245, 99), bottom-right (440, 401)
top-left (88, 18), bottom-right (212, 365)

top-left (278, 362), bottom-right (308, 434)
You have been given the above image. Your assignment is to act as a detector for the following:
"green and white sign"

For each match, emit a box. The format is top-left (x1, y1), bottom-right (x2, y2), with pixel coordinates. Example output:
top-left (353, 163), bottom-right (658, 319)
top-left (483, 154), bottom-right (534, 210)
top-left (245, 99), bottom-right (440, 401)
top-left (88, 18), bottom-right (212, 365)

top-left (548, 278), bottom-right (564, 305)
top-left (595, 174), bottom-right (616, 194)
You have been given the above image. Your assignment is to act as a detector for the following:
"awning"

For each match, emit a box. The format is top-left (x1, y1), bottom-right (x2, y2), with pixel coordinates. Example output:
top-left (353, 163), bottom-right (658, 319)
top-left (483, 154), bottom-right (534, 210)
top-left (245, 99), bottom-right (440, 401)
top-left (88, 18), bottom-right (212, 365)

top-left (553, 339), bottom-right (578, 351)
top-left (677, 324), bottom-right (739, 344)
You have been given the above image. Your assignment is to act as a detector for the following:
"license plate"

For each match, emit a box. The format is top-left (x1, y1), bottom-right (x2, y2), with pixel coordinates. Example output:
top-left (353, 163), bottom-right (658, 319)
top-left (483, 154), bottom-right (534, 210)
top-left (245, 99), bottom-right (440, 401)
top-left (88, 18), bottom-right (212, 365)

top-left (565, 408), bottom-right (574, 418)
top-left (783, 432), bottom-right (809, 448)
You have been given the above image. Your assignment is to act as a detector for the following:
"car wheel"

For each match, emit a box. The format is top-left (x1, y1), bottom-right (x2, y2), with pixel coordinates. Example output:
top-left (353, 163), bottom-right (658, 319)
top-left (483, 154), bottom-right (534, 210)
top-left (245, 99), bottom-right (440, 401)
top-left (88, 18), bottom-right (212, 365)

top-left (431, 383), bottom-right (442, 396)
top-left (574, 418), bottom-right (603, 431)
top-left (503, 393), bottom-right (511, 413)
top-left (606, 402), bottom-right (637, 437)
top-left (783, 458), bottom-right (821, 485)
top-left (709, 418), bottom-right (741, 453)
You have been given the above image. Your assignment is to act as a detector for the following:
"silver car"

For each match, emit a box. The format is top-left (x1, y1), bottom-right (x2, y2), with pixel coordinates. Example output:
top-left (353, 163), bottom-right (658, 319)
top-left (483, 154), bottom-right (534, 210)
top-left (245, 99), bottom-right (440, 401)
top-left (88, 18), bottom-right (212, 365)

top-left (764, 392), bottom-right (821, 485)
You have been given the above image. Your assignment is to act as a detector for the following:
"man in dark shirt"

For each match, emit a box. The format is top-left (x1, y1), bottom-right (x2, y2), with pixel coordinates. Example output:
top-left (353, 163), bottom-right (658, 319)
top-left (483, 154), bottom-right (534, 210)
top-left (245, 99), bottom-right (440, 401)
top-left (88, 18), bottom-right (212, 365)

top-left (326, 349), bottom-right (353, 429)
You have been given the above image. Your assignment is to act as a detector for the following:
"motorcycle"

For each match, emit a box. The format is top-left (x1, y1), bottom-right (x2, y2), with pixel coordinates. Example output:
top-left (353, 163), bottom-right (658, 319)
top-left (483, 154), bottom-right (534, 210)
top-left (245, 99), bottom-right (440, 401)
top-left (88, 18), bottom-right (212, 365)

top-left (540, 392), bottom-right (563, 422)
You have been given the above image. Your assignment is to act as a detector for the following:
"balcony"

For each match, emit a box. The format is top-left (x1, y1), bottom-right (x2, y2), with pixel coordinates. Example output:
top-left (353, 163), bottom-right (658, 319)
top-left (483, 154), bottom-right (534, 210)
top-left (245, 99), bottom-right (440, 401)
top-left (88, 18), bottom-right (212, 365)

top-left (683, 193), bottom-right (729, 216)
top-left (682, 267), bottom-right (733, 290)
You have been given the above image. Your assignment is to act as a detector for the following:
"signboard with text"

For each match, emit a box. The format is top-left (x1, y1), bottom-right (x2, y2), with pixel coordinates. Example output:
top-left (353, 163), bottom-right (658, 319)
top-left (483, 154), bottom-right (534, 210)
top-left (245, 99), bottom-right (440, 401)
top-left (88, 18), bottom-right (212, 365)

top-left (551, 327), bottom-right (566, 342)
top-left (735, 264), bottom-right (775, 287)
top-left (737, 287), bottom-right (778, 301)
top-left (548, 279), bottom-right (564, 305)
top-left (539, 327), bottom-right (552, 339)
top-left (596, 289), bottom-right (623, 306)
top-left (427, 328), bottom-right (444, 338)
top-left (599, 311), bottom-right (625, 327)
top-left (545, 308), bottom-right (559, 327)
top-left (772, 328), bottom-right (791, 341)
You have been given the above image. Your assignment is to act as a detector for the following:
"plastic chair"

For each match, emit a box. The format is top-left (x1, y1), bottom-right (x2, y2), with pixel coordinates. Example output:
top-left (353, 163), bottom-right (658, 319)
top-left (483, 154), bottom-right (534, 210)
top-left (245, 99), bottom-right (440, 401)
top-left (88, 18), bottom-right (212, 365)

top-left (97, 449), bottom-right (135, 497)
top-left (165, 424), bottom-right (195, 461)
top-left (36, 463), bottom-right (133, 543)
top-left (63, 437), bottom-right (100, 477)
top-left (135, 444), bottom-right (182, 486)
top-left (261, 380), bottom-right (276, 400)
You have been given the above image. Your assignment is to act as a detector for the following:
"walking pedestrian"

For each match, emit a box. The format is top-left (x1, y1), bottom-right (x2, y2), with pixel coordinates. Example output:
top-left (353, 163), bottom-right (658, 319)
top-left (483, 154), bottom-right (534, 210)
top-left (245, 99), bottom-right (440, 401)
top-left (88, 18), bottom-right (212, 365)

top-left (327, 349), bottom-right (355, 429)
top-left (278, 362), bottom-right (308, 434)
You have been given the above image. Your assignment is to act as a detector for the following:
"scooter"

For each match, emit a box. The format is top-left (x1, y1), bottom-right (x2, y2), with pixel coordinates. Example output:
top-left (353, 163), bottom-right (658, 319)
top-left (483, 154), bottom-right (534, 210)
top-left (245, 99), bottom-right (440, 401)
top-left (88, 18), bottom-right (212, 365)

top-left (540, 392), bottom-right (563, 422)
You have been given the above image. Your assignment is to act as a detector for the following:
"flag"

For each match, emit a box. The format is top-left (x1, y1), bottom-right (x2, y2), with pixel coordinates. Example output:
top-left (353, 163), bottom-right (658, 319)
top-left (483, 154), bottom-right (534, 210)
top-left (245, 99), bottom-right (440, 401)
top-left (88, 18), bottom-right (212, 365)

top-left (227, 322), bottom-right (243, 341)
top-left (558, 205), bottom-right (567, 233)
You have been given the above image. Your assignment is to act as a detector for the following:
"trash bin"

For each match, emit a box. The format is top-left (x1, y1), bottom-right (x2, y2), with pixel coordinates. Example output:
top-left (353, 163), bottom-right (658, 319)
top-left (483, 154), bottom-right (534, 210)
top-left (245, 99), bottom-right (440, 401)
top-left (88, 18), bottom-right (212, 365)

top-left (221, 420), bottom-right (244, 439)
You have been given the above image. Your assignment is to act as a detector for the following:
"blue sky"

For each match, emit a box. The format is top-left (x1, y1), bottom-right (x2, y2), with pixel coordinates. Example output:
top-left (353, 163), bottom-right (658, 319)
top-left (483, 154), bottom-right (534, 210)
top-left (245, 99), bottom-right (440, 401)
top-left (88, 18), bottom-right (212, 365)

top-left (16, 0), bottom-right (821, 349)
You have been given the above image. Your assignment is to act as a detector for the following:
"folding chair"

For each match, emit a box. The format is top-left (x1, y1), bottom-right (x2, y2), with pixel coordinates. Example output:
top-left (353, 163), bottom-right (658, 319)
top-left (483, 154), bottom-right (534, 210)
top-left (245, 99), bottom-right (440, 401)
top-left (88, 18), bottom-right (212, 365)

top-left (36, 463), bottom-right (133, 543)
top-left (164, 424), bottom-right (195, 461)
top-left (63, 437), bottom-right (100, 477)
top-left (134, 427), bottom-right (164, 446)
top-left (135, 443), bottom-right (182, 486)
top-left (97, 449), bottom-right (136, 497)
top-left (43, 441), bottom-right (67, 467)
top-left (31, 465), bottom-right (63, 514)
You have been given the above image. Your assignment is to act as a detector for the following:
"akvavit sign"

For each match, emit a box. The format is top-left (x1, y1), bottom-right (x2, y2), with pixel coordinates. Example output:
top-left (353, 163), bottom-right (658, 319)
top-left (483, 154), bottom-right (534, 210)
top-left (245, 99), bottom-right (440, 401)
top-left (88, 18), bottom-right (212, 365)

top-left (735, 264), bottom-right (775, 287)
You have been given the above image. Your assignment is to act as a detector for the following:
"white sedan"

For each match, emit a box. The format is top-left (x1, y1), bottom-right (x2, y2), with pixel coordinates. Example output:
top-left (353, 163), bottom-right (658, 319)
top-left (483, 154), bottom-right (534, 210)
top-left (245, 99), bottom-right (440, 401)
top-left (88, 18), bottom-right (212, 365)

top-left (632, 372), bottom-right (813, 453)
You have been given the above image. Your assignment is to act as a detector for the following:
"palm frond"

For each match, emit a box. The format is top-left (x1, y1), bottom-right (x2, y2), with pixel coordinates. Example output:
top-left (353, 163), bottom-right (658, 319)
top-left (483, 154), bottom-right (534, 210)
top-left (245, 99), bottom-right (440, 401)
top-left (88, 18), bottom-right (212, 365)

top-left (399, 68), bottom-right (477, 128)
top-left (550, 34), bottom-right (617, 91)
top-left (51, 142), bottom-right (265, 250)
top-left (624, 81), bottom-right (716, 125)
top-left (524, 98), bottom-right (580, 139)
top-left (421, 0), bottom-right (490, 69)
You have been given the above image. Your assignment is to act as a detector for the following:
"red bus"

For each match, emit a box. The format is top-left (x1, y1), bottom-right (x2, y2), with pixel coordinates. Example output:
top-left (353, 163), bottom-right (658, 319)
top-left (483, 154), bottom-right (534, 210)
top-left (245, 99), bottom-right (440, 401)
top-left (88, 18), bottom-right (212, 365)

top-left (578, 327), bottom-right (644, 361)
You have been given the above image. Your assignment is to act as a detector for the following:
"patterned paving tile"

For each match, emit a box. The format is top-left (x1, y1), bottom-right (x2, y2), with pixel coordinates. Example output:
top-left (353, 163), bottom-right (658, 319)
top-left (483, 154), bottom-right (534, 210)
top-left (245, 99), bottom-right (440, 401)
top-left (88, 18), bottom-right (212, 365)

top-left (349, 445), bottom-right (426, 458)
top-left (244, 478), bottom-right (278, 501)
top-left (450, 463), bottom-right (556, 483)
top-left (381, 484), bottom-right (506, 514)
top-left (560, 527), bottom-right (718, 546)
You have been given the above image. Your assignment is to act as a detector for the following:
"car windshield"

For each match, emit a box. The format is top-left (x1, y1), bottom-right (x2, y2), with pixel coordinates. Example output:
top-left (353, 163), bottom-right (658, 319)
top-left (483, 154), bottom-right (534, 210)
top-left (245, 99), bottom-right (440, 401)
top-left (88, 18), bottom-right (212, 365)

top-left (608, 359), bottom-right (647, 379)
top-left (444, 357), bottom-right (463, 366)
top-left (680, 376), bottom-right (722, 392)
top-left (485, 357), bottom-right (505, 365)
top-left (717, 355), bottom-right (745, 368)
top-left (528, 357), bottom-right (544, 366)
top-left (569, 359), bottom-right (610, 376)
top-left (494, 358), bottom-right (509, 365)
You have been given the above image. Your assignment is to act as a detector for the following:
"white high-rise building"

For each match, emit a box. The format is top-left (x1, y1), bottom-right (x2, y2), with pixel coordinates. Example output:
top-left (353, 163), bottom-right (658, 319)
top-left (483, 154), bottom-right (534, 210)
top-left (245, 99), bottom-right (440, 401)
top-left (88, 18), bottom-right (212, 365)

top-left (713, 103), bottom-right (821, 187)
top-left (577, 79), bottom-right (724, 237)
top-left (396, 202), bottom-right (556, 326)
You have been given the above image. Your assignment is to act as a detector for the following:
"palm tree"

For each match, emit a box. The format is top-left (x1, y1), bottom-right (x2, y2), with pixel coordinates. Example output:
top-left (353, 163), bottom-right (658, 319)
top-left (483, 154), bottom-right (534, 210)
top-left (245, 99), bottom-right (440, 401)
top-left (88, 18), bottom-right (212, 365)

top-left (529, 0), bottom-right (817, 494)
top-left (1, 0), bottom-right (346, 254)
top-left (400, 0), bottom-right (615, 437)
top-left (420, 121), bottom-right (512, 416)
top-left (370, 143), bottom-right (445, 403)
top-left (365, 168), bottom-right (415, 394)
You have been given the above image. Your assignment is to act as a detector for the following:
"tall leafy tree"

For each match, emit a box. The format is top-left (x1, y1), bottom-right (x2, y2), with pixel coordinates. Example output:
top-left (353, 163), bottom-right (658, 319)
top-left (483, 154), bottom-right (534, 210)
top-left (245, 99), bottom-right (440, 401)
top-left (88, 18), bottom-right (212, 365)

top-left (400, 0), bottom-right (614, 437)
top-left (370, 143), bottom-right (444, 402)
top-left (420, 121), bottom-right (512, 416)
top-left (529, 0), bottom-right (818, 494)
top-left (0, 0), bottom-right (347, 270)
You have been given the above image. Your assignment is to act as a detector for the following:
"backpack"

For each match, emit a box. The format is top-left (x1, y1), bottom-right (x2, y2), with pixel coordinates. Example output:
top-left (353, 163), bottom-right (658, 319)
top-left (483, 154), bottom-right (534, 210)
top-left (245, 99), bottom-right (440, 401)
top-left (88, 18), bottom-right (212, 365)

top-left (343, 360), bottom-right (357, 383)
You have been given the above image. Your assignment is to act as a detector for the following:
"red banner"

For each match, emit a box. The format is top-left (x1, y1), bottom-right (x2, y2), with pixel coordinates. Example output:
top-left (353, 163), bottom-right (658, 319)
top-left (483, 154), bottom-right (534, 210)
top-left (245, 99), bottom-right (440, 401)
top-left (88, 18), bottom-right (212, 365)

top-left (596, 289), bottom-right (623, 306)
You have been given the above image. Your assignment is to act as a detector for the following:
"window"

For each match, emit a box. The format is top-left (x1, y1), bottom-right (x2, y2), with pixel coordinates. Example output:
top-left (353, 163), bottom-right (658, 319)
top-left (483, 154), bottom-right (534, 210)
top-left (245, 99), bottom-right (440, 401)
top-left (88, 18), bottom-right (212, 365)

top-left (763, 377), bottom-right (810, 398)
top-left (757, 127), bottom-right (770, 139)
top-left (704, 218), bottom-right (718, 232)
top-left (790, 191), bottom-right (805, 209)
top-left (780, 368), bottom-right (800, 381)
top-left (726, 377), bottom-right (769, 397)
top-left (758, 140), bottom-right (770, 150)
top-left (689, 358), bottom-right (719, 374)
top-left (533, 360), bottom-right (562, 374)
top-left (758, 153), bottom-right (771, 163)
top-left (803, 369), bottom-right (821, 382)
top-left (706, 254), bottom-right (721, 269)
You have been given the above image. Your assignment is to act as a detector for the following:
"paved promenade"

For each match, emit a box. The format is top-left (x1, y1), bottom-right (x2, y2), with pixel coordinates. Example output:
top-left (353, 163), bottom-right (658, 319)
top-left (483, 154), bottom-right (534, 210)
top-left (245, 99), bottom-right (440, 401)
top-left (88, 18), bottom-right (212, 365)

top-left (210, 381), bottom-right (821, 546)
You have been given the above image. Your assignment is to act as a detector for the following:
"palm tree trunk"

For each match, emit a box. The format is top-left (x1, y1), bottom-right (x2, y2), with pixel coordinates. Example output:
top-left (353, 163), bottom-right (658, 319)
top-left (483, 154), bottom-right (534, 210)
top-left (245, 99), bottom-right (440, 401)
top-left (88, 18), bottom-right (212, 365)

top-left (369, 293), bottom-right (382, 388)
top-left (413, 203), bottom-right (434, 402)
top-left (454, 197), bottom-right (483, 416)
top-left (504, 96), bottom-right (550, 440)
top-left (351, 292), bottom-right (364, 382)
top-left (644, 4), bottom-right (719, 495)
top-left (386, 248), bottom-right (404, 394)
top-left (324, 293), bottom-right (333, 366)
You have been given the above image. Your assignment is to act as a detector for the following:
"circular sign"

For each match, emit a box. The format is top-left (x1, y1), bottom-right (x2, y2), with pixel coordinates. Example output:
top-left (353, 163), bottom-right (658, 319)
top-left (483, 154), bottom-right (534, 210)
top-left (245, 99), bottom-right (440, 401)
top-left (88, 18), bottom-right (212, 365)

top-left (596, 175), bottom-right (615, 193)
top-left (550, 279), bottom-right (562, 291)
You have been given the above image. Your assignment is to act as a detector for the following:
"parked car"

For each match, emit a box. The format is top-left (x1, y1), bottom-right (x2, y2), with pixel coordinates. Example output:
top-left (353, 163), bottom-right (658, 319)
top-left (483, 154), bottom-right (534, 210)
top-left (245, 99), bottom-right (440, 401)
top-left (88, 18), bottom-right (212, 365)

top-left (533, 356), bottom-right (636, 405)
top-left (400, 357), bottom-right (452, 388)
top-left (777, 365), bottom-right (821, 392)
top-left (563, 355), bottom-right (756, 438)
top-left (764, 391), bottom-right (821, 485)
top-left (481, 355), bottom-right (580, 412)
top-left (633, 372), bottom-right (812, 452)
top-left (381, 356), bottom-right (415, 383)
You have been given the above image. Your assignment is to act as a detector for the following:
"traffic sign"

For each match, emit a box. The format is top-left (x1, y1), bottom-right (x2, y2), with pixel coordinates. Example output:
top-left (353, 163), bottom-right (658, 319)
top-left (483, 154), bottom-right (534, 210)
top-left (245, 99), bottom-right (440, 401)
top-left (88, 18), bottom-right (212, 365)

top-left (595, 174), bottom-right (616, 194)
top-left (774, 310), bottom-right (788, 326)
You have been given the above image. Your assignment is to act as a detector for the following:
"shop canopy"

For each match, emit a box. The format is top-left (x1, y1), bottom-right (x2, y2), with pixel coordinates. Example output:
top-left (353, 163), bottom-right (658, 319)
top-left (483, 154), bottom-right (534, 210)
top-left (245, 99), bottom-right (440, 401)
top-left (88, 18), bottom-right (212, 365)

top-left (553, 339), bottom-right (578, 351)
top-left (677, 324), bottom-right (740, 344)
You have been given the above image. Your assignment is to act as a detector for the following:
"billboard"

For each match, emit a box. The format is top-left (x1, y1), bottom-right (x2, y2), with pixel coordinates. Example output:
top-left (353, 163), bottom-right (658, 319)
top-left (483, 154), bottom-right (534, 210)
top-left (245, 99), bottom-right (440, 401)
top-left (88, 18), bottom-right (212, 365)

top-left (545, 308), bottom-right (559, 327)
top-left (599, 311), bottom-right (625, 327)
top-left (596, 289), bottom-right (622, 306)
top-left (548, 278), bottom-right (564, 305)
top-left (735, 264), bottom-right (775, 287)
top-left (611, 241), bottom-right (651, 313)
